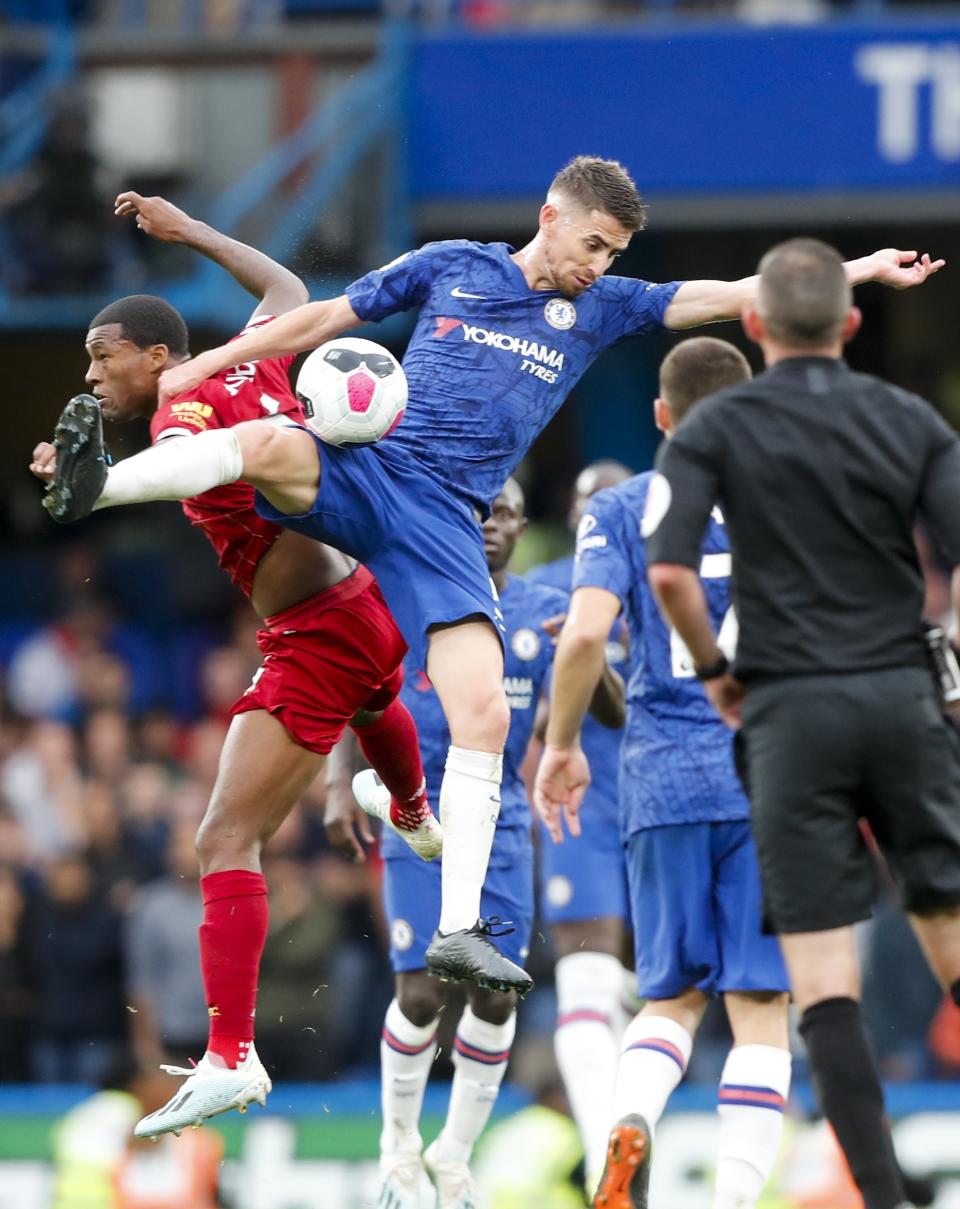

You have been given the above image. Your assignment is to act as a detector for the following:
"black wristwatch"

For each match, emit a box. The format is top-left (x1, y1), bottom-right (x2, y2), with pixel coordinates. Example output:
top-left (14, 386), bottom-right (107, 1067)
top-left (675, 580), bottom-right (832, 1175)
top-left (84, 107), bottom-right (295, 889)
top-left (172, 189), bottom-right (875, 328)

top-left (694, 653), bottom-right (729, 681)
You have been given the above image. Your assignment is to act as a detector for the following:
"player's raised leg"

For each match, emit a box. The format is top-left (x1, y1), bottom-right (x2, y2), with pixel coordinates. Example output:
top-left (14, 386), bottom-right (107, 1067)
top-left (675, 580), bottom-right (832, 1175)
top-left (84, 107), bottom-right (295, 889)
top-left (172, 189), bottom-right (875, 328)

top-left (420, 620), bottom-right (529, 995)
top-left (352, 700), bottom-right (441, 862)
top-left (44, 411), bottom-right (319, 523)
top-left (134, 709), bottom-right (321, 1139)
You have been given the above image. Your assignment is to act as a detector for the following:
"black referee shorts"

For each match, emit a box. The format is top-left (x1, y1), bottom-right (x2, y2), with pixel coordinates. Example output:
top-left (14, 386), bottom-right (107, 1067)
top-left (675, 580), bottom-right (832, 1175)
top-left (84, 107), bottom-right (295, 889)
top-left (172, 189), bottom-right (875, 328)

top-left (740, 666), bottom-right (960, 934)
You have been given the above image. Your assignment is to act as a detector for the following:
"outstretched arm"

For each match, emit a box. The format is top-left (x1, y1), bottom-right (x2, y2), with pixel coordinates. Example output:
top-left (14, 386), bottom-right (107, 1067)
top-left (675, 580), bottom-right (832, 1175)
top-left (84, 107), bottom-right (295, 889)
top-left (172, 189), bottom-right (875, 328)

top-left (157, 294), bottom-right (361, 404)
top-left (663, 248), bottom-right (945, 330)
top-left (115, 191), bottom-right (309, 319)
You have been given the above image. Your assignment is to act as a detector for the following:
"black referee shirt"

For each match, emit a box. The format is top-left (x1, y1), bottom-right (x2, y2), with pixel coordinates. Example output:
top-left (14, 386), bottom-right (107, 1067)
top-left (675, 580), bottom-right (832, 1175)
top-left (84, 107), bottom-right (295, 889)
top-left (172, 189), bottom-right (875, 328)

top-left (646, 356), bottom-right (960, 681)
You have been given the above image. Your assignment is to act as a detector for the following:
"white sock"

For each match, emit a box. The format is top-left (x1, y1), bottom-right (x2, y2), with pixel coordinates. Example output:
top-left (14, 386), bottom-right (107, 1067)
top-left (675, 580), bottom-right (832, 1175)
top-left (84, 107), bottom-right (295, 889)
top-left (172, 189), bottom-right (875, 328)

top-left (435, 1006), bottom-right (515, 1164)
top-left (379, 998), bottom-right (440, 1159)
top-left (438, 746), bottom-right (503, 934)
top-left (94, 428), bottom-right (243, 509)
top-left (554, 951), bottom-right (626, 1188)
top-left (714, 1045), bottom-right (792, 1209)
top-left (614, 1013), bottom-right (693, 1128)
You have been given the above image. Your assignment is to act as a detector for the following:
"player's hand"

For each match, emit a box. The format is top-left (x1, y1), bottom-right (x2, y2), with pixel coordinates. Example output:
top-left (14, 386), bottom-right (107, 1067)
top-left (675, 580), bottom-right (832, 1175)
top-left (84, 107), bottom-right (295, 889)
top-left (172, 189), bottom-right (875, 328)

top-left (867, 248), bottom-right (945, 290)
top-left (158, 354), bottom-right (218, 404)
top-left (30, 441), bottom-right (56, 481)
top-left (324, 785), bottom-right (374, 864)
top-left (541, 613), bottom-right (568, 646)
top-left (533, 743), bottom-right (590, 843)
top-left (704, 673), bottom-right (746, 729)
top-left (115, 191), bottom-right (196, 244)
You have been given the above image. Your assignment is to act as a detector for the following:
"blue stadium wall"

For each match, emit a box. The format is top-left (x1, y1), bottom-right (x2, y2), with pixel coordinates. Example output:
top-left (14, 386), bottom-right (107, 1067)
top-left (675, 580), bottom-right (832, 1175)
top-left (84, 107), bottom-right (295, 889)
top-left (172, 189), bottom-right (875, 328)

top-left (408, 19), bottom-right (960, 201)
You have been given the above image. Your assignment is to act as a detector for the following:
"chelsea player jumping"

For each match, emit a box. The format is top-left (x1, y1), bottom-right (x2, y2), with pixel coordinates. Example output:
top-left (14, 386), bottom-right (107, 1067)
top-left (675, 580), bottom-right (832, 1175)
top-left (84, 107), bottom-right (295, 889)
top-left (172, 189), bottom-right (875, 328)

top-left (535, 338), bottom-right (791, 1209)
top-left (43, 156), bottom-right (943, 996)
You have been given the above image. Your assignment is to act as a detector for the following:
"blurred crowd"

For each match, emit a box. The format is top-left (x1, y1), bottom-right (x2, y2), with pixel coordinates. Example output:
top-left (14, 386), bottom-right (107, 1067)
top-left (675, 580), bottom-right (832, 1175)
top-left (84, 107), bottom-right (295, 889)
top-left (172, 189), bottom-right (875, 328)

top-left (0, 531), bottom-right (958, 1090)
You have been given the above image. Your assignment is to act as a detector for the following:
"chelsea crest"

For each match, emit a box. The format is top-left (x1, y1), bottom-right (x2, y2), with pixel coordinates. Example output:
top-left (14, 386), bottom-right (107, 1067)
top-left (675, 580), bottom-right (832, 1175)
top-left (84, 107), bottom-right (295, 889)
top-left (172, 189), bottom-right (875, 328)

top-left (511, 628), bottom-right (541, 661)
top-left (544, 298), bottom-right (577, 330)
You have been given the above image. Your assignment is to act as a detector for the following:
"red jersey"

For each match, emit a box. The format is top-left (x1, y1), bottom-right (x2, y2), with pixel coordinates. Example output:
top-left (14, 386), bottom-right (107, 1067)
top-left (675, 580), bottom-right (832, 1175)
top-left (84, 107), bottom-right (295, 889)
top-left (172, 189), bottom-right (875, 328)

top-left (149, 316), bottom-right (302, 597)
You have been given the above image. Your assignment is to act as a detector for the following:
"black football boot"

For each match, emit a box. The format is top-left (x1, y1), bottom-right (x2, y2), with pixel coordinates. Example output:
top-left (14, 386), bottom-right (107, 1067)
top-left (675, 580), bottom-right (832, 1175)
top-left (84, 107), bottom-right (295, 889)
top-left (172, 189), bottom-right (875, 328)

top-left (425, 917), bottom-right (533, 997)
top-left (43, 394), bottom-right (110, 523)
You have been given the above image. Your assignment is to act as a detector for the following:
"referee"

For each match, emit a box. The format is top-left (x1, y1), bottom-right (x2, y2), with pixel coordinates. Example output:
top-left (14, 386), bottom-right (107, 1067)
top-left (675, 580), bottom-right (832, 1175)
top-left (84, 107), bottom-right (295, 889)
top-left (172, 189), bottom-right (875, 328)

top-left (644, 237), bottom-right (960, 1209)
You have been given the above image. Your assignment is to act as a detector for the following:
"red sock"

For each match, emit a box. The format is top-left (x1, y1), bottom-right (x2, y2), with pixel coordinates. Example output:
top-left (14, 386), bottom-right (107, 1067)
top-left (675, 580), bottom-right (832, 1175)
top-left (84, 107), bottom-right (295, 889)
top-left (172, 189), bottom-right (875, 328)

top-left (199, 869), bottom-right (268, 1069)
top-left (353, 698), bottom-right (430, 830)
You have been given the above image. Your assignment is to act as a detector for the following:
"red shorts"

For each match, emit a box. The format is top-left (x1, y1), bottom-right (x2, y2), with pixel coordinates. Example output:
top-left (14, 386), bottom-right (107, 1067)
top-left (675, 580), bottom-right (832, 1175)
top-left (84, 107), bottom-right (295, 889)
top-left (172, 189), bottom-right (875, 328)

top-left (231, 566), bottom-right (407, 754)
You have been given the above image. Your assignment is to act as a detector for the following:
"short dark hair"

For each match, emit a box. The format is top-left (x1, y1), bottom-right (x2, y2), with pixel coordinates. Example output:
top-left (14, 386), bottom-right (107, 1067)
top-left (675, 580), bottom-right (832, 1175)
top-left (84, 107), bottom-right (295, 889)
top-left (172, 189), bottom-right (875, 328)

top-left (757, 238), bottom-right (851, 349)
top-left (660, 337), bottom-right (752, 423)
top-left (549, 156), bottom-right (646, 231)
top-left (88, 294), bottom-right (189, 357)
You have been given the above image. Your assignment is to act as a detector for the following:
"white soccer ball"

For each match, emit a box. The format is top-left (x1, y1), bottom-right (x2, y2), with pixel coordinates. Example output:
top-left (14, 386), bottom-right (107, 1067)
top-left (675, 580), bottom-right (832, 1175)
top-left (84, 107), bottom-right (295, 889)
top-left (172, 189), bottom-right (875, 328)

top-left (295, 337), bottom-right (407, 446)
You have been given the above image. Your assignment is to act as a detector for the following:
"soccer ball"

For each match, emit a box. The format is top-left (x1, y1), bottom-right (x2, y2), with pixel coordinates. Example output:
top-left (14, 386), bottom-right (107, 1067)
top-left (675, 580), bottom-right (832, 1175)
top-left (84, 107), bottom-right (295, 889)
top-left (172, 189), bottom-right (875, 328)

top-left (295, 337), bottom-right (407, 446)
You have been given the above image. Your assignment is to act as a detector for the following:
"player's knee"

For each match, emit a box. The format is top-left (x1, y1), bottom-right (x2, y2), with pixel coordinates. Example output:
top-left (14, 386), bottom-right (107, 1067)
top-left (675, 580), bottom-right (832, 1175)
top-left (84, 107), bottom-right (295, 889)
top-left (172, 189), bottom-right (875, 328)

top-left (233, 420), bottom-right (285, 479)
top-left (468, 988), bottom-right (516, 1025)
top-left (448, 687), bottom-right (510, 751)
top-left (195, 810), bottom-right (257, 873)
top-left (194, 817), bottom-right (216, 871)
top-left (487, 693), bottom-right (511, 748)
top-left (396, 981), bottom-right (443, 1028)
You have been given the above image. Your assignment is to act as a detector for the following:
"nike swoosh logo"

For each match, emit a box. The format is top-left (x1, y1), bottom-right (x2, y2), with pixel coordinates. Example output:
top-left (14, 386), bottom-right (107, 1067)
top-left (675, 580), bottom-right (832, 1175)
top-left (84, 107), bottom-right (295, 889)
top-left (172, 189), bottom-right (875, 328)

top-left (451, 286), bottom-right (487, 300)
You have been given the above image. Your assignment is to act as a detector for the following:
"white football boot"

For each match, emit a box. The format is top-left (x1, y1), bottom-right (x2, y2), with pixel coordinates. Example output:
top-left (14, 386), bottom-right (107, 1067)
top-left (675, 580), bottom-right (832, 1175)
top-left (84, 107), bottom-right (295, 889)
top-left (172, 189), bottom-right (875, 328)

top-left (133, 1045), bottom-right (271, 1139)
top-left (353, 769), bottom-right (442, 861)
top-left (377, 1154), bottom-right (428, 1209)
top-left (423, 1139), bottom-right (478, 1209)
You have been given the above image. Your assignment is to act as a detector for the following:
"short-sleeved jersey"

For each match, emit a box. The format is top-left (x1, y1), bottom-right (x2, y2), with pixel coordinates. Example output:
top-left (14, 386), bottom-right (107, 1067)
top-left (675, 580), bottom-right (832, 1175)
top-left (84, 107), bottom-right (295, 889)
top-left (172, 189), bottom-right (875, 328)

top-left (384, 574), bottom-right (567, 863)
top-left (149, 316), bottom-right (300, 597)
top-left (525, 554), bottom-right (628, 820)
top-left (346, 241), bottom-right (682, 512)
top-left (574, 472), bottom-right (747, 831)
top-left (647, 358), bottom-right (960, 680)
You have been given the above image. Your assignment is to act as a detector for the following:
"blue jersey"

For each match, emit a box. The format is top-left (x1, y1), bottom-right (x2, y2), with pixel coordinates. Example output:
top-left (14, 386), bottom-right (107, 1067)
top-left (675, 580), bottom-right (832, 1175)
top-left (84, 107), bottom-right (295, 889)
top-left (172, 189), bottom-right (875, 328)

top-left (383, 574), bottom-right (568, 863)
top-left (525, 555), bottom-right (628, 822)
top-left (346, 241), bottom-right (682, 511)
top-left (573, 472), bottom-right (747, 833)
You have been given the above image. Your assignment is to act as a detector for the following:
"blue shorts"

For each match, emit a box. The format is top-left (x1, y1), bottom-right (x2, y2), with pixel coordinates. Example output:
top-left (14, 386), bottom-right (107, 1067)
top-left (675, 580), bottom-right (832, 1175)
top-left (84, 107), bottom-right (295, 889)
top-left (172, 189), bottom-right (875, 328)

top-left (383, 848), bottom-right (535, 974)
top-left (627, 820), bottom-right (789, 1000)
top-left (255, 434), bottom-right (504, 668)
top-left (537, 799), bottom-right (629, 926)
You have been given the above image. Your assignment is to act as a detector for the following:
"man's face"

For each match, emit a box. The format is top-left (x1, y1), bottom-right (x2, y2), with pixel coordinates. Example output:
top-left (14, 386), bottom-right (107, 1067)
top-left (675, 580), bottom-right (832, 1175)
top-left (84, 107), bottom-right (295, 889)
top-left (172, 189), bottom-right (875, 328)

top-left (84, 324), bottom-right (165, 421)
top-left (542, 203), bottom-right (632, 299)
top-left (482, 488), bottom-right (527, 574)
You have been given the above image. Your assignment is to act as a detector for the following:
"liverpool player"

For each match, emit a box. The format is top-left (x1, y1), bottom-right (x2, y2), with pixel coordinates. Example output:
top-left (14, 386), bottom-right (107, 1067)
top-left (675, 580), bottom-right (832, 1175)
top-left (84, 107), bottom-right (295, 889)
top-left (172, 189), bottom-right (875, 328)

top-left (30, 193), bottom-right (438, 1138)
